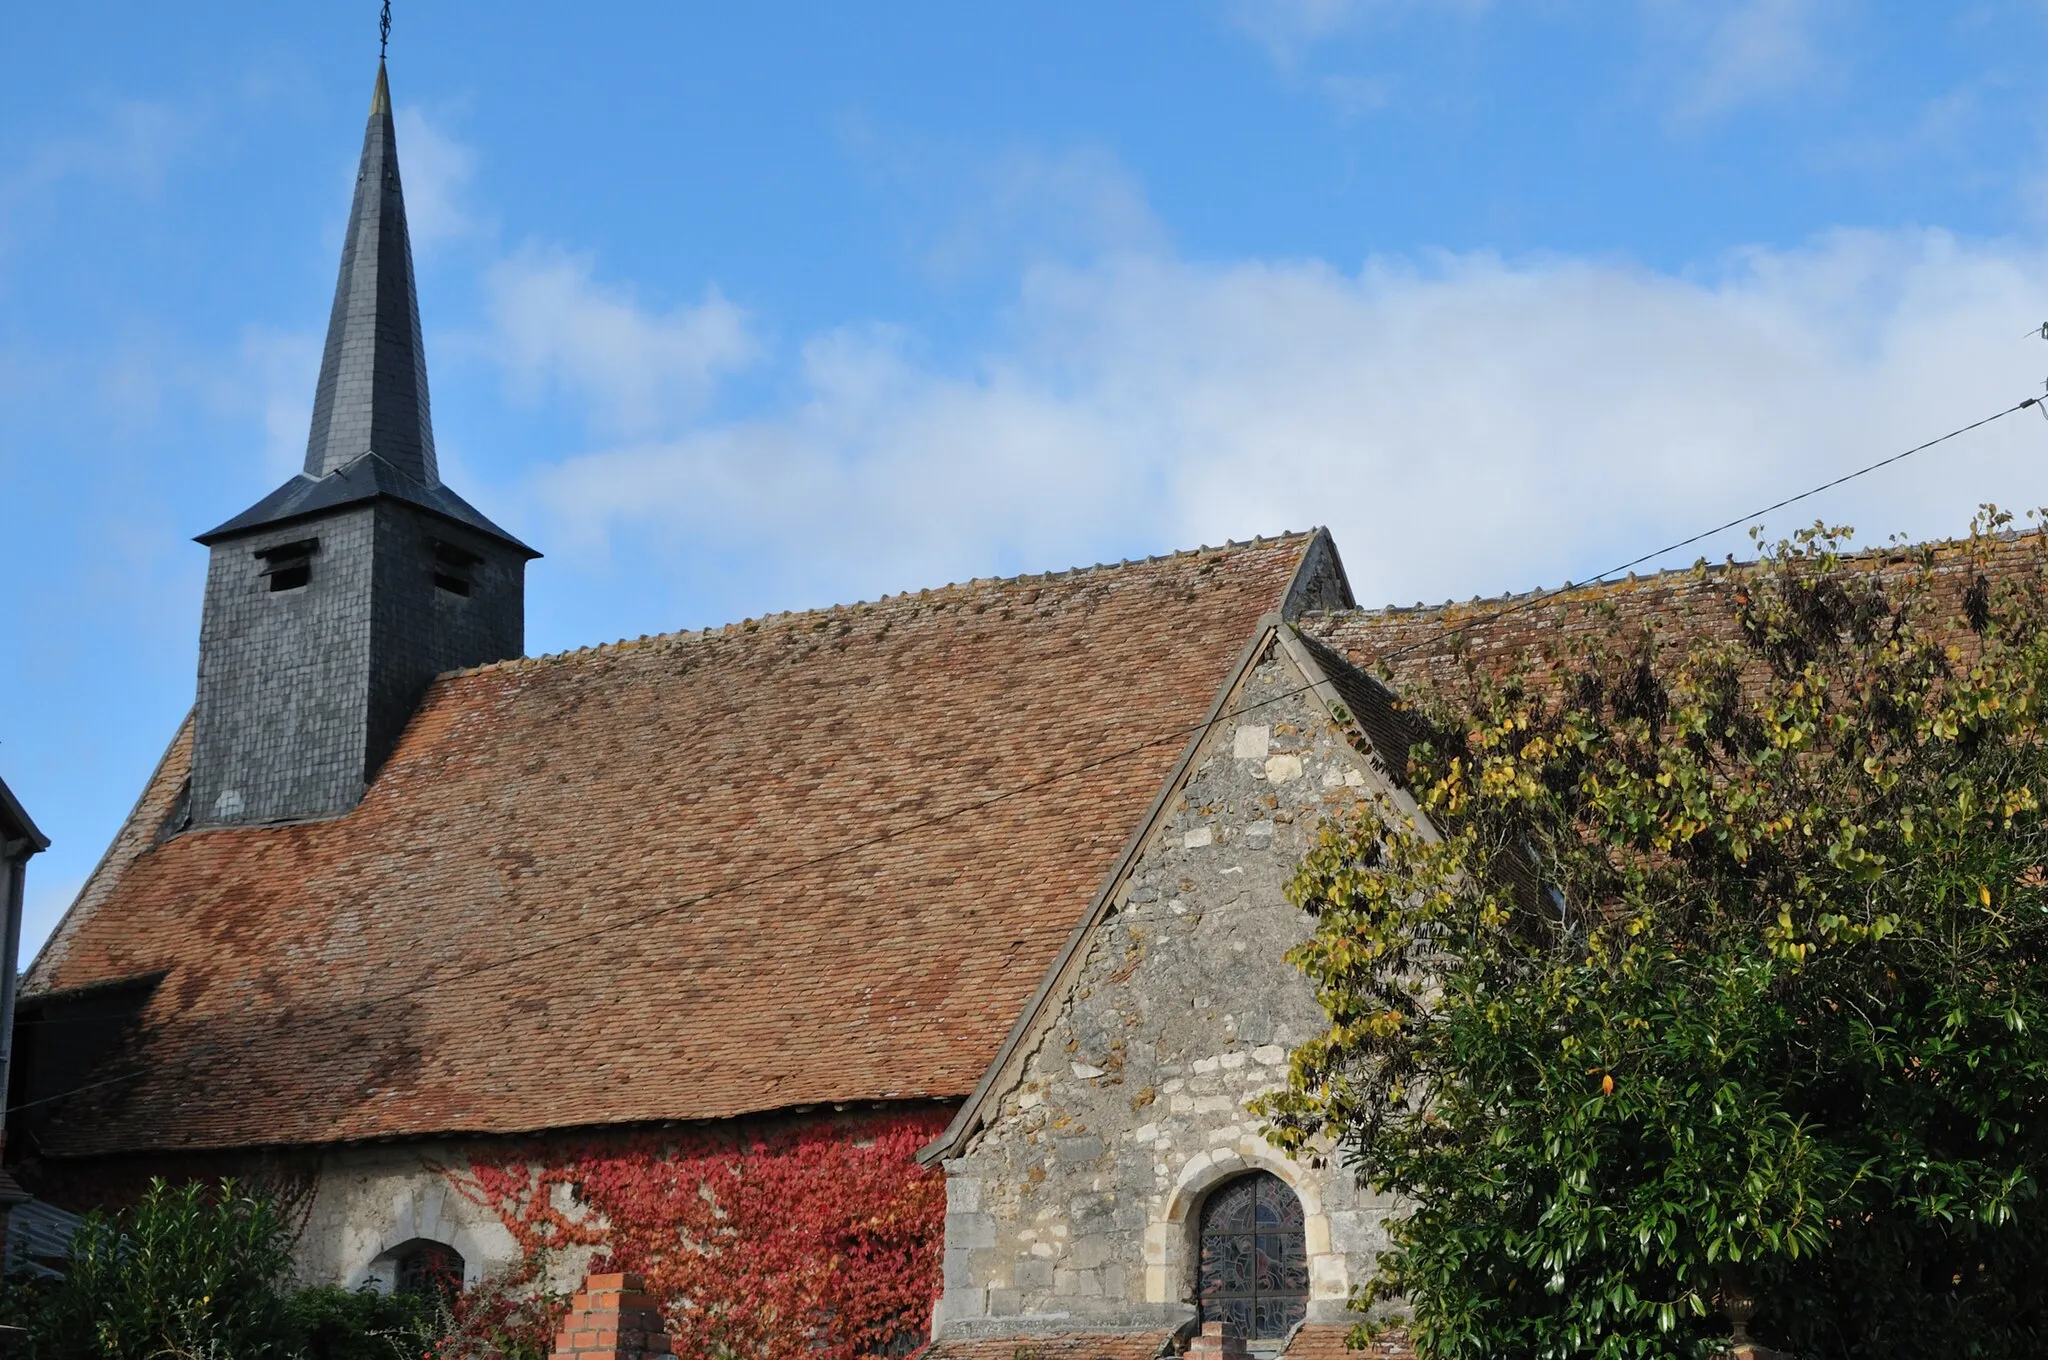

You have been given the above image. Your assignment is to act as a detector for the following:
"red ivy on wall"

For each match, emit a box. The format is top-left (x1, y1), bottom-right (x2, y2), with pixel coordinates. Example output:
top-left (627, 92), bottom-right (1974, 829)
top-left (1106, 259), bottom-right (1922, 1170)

top-left (447, 1110), bottom-right (950, 1360)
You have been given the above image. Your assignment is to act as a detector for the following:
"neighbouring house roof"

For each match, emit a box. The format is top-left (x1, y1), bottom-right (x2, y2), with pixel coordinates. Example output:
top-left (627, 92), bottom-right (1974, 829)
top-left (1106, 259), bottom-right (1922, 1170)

top-left (916, 1333), bottom-right (1177, 1360)
top-left (5, 1196), bottom-right (82, 1277)
top-left (0, 776), bottom-right (47, 855)
top-left (1280, 1326), bottom-right (1414, 1358)
top-left (914, 1325), bottom-right (1413, 1358)
top-left (24, 532), bottom-right (1338, 1157)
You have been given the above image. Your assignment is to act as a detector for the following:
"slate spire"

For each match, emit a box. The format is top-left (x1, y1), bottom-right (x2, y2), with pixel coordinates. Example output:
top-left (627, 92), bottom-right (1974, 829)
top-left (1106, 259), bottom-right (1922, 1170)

top-left (184, 55), bottom-right (535, 829)
top-left (304, 61), bottom-right (436, 484)
top-left (196, 60), bottom-right (530, 550)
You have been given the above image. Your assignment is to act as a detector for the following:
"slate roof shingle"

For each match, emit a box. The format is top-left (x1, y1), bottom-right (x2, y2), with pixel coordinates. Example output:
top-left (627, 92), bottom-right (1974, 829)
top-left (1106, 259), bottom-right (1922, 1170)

top-left (25, 536), bottom-right (1318, 1157)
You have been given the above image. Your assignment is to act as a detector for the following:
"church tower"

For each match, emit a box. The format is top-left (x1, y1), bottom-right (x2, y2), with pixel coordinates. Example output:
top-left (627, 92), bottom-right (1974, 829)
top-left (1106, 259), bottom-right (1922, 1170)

top-left (188, 62), bottom-right (538, 828)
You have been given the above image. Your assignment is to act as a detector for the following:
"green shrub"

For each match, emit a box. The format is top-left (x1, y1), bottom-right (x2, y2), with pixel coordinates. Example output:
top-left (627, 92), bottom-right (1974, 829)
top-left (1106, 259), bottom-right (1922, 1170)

top-left (0, 1178), bottom-right (467, 1360)
top-left (41, 1177), bottom-right (294, 1360)
top-left (286, 1285), bottom-right (435, 1360)
top-left (0, 1274), bottom-right (60, 1353)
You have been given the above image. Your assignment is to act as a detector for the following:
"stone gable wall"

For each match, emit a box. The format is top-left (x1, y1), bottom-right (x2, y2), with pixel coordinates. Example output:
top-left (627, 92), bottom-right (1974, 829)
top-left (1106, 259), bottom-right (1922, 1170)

top-left (936, 639), bottom-right (1401, 1337)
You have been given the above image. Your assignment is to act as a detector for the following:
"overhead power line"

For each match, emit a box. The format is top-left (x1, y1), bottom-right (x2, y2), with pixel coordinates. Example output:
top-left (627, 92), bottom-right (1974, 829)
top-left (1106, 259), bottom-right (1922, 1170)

top-left (1370, 393), bottom-right (2041, 669)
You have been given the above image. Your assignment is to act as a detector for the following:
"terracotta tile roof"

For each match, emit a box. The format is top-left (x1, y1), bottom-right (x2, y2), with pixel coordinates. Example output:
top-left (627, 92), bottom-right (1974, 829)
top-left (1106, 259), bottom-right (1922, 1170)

top-left (1303, 532), bottom-right (2046, 739)
top-left (916, 1333), bottom-right (1173, 1360)
top-left (25, 537), bottom-right (1318, 1156)
top-left (915, 1324), bottom-right (1407, 1359)
top-left (1280, 1325), bottom-right (1413, 1358)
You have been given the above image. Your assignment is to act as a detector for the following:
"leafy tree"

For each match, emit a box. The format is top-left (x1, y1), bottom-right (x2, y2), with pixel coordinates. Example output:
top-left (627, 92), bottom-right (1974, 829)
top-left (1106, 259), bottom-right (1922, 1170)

top-left (1262, 517), bottom-right (2048, 1359)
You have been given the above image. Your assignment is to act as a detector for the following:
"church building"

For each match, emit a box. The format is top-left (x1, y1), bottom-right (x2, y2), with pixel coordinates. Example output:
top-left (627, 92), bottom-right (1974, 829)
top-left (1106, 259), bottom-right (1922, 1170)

top-left (10, 56), bottom-right (1769, 1359)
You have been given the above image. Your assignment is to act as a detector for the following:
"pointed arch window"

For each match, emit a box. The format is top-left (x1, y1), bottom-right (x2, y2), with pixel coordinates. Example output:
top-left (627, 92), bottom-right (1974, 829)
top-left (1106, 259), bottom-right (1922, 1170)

top-left (1197, 1171), bottom-right (1309, 1342)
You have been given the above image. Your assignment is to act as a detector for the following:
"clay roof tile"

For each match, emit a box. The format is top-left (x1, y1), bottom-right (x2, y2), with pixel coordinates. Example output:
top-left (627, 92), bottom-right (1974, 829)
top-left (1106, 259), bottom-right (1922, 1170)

top-left (27, 535), bottom-right (1317, 1155)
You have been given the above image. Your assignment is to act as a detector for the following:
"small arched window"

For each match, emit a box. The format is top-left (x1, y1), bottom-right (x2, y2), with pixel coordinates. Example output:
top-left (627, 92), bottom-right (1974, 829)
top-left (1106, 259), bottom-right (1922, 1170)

top-left (1197, 1171), bottom-right (1308, 1341)
top-left (394, 1240), bottom-right (464, 1299)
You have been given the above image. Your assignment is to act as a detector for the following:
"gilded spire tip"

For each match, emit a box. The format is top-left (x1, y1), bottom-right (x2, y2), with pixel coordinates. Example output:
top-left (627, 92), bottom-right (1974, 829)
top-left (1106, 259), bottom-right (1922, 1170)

top-left (371, 61), bottom-right (391, 116)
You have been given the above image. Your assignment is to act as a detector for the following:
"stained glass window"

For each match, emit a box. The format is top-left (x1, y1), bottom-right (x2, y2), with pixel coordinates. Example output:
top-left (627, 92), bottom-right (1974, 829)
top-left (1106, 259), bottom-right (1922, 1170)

top-left (1197, 1171), bottom-right (1309, 1340)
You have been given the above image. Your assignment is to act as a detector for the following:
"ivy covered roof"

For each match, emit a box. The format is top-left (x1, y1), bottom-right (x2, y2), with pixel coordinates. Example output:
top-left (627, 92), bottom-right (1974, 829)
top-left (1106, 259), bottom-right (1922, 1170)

top-left (1302, 531), bottom-right (2044, 712)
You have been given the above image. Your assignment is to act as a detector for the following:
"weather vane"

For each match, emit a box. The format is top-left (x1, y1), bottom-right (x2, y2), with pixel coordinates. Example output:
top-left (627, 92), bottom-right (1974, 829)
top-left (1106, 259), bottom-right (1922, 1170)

top-left (380, 0), bottom-right (392, 60)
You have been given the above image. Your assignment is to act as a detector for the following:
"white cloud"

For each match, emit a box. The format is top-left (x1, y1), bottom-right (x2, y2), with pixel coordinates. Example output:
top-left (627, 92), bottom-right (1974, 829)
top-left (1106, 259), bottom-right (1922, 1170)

top-left (924, 146), bottom-right (1170, 281)
top-left (1228, 0), bottom-right (1488, 65)
top-left (1318, 72), bottom-right (1399, 120)
top-left (22, 874), bottom-right (83, 962)
top-left (483, 247), bottom-right (759, 438)
top-left (521, 227), bottom-right (2048, 618)
top-left (394, 106), bottom-right (482, 249)
top-left (0, 99), bottom-right (201, 259)
top-left (235, 325), bottom-right (321, 477)
top-left (1232, 0), bottom-right (1849, 124)
top-left (1641, 0), bottom-right (1840, 123)
top-left (836, 117), bottom-right (1169, 282)
top-left (6, 100), bottom-right (196, 198)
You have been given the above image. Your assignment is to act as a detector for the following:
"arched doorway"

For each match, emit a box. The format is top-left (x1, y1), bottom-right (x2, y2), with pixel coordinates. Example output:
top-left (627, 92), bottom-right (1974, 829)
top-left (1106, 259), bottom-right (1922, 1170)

top-left (392, 1239), bottom-right (464, 1300)
top-left (1197, 1171), bottom-right (1309, 1341)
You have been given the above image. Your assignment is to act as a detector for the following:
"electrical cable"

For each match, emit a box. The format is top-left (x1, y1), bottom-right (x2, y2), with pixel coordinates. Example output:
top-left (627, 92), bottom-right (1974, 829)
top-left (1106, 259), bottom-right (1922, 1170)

top-left (1367, 393), bottom-right (2041, 669)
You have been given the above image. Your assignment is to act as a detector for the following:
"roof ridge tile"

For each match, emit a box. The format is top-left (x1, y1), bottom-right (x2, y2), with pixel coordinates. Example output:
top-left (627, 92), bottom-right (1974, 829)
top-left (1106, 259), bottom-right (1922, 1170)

top-left (440, 533), bottom-right (1315, 680)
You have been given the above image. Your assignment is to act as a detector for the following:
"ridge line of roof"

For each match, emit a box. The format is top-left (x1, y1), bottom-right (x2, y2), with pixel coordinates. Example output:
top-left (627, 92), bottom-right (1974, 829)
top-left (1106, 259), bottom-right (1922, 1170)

top-left (444, 530), bottom-right (1319, 680)
top-left (1314, 531), bottom-right (2015, 624)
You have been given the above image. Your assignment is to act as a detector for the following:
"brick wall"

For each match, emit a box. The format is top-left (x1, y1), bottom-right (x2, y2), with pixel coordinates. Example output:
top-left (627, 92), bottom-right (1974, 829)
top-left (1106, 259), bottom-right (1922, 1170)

top-left (549, 1272), bottom-right (674, 1360)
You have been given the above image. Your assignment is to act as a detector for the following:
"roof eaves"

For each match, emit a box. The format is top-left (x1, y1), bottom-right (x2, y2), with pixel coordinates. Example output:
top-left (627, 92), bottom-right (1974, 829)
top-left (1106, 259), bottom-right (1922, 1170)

top-left (22, 715), bottom-right (191, 991)
top-left (194, 456), bottom-right (538, 558)
top-left (0, 775), bottom-right (48, 853)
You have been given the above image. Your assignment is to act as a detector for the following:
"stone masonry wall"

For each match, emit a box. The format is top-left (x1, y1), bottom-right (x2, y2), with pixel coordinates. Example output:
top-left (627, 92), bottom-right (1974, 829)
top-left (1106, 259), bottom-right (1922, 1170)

top-left (293, 1139), bottom-right (583, 1293)
top-left (936, 638), bottom-right (1402, 1337)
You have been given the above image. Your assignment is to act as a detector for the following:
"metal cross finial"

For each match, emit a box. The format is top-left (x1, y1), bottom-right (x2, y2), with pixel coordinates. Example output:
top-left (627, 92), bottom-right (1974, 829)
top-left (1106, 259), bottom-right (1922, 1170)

top-left (380, 0), bottom-right (392, 60)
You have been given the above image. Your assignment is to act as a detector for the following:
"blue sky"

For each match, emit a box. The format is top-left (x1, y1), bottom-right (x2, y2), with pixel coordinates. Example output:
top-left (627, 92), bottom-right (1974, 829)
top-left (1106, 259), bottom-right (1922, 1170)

top-left (10, 1), bottom-right (2048, 953)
